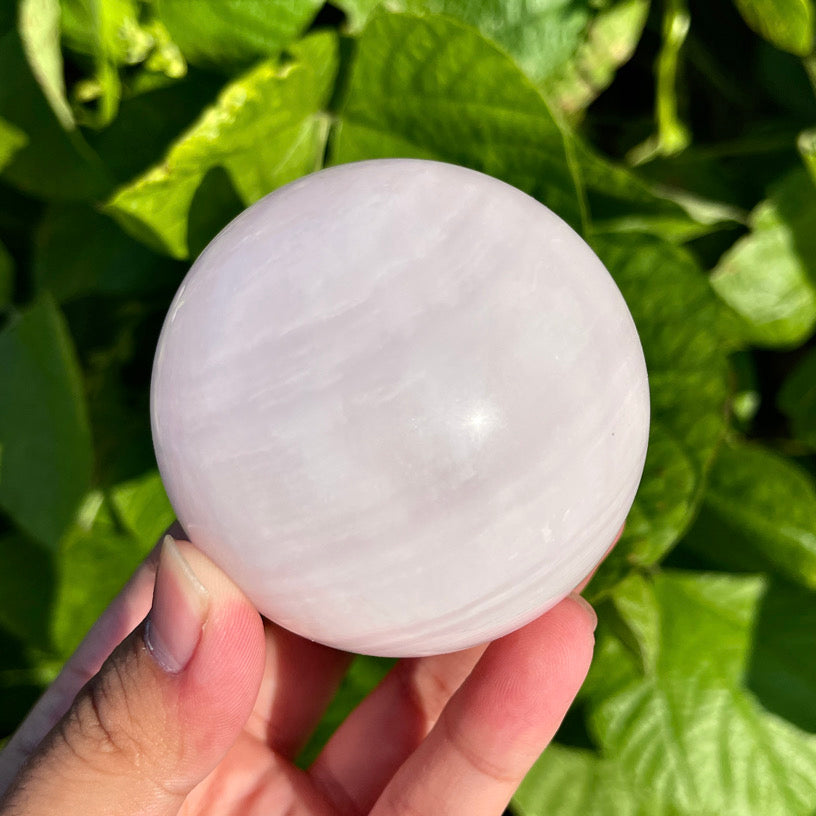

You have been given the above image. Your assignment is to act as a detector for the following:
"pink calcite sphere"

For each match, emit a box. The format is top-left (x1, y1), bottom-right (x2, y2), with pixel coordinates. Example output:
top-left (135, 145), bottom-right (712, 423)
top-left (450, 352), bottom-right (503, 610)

top-left (151, 159), bottom-right (650, 656)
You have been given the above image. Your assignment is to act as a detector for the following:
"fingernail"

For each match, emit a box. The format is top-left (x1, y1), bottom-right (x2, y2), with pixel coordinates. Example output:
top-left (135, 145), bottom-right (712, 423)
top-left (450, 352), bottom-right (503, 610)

top-left (568, 593), bottom-right (598, 631)
top-left (145, 535), bottom-right (210, 673)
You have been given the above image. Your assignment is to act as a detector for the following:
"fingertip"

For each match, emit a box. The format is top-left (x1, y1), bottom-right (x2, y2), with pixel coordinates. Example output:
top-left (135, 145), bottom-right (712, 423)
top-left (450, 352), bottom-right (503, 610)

top-left (173, 538), bottom-right (267, 696)
top-left (187, 587), bottom-right (266, 700)
top-left (470, 598), bottom-right (597, 739)
top-left (366, 594), bottom-right (601, 816)
top-left (526, 596), bottom-right (597, 684)
top-left (564, 593), bottom-right (598, 633)
top-left (144, 537), bottom-right (210, 674)
top-left (125, 541), bottom-right (268, 784)
top-left (168, 541), bottom-right (267, 755)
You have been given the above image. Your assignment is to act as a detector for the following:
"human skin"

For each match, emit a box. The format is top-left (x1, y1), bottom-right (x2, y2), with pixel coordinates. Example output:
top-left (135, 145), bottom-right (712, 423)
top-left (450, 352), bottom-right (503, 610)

top-left (0, 524), bottom-right (614, 816)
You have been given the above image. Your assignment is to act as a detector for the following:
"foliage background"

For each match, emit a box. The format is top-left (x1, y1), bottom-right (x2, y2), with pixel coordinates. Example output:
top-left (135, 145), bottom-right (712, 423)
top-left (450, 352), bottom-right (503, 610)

top-left (1, 0), bottom-right (816, 812)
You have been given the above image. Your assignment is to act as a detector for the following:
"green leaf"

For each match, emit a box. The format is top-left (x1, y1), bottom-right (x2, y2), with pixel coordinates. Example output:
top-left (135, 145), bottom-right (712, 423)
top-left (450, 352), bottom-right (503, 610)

top-left (747, 579), bottom-right (816, 734)
top-left (587, 236), bottom-right (732, 583)
top-left (712, 168), bottom-right (816, 348)
top-left (60, 0), bottom-right (179, 97)
top-left (587, 571), bottom-right (816, 816)
top-left (339, 0), bottom-right (644, 102)
top-left (88, 69), bottom-right (223, 185)
top-left (109, 470), bottom-right (175, 549)
top-left (0, 241), bottom-right (12, 308)
top-left (0, 490), bottom-right (155, 702)
top-left (399, 0), bottom-right (592, 85)
top-left (514, 744), bottom-right (648, 816)
top-left (579, 614), bottom-right (642, 703)
top-left (50, 492), bottom-right (149, 656)
top-left (800, 127), bottom-right (816, 187)
top-left (18, 0), bottom-right (74, 129)
top-left (336, 0), bottom-right (593, 85)
top-left (63, 6), bottom-right (188, 105)
top-left (70, 298), bottom-right (160, 487)
top-left (0, 116), bottom-right (27, 171)
top-left (155, 0), bottom-right (323, 68)
top-left (131, 19), bottom-right (189, 91)
top-left (634, 131), bottom-right (807, 215)
top-left (0, 533), bottom-right (56, 652)
top-left (682, 441), bottom-right (816, 589)
top-left (184, 165), bottom-right (246, 259)
top-left (574, 137), bottom-right (746, 243)
top-left (778, 345), bottom-right (816, 449)
top-left (549, 0), bottom-right (650, 115)
top-left (105, 31), bottom-right (338, 258)
top-left (0, 297), bottom-right (92, 549)
top-left (59, 0), bottom-right (145, 127)
top-left (333, 0), bottom-right (382, 30)
top-left (608, 572), bottom-right (661, 674)
top-left (61, 0), bottom-right (144, 63)
top-left (0, 27), bottom-right (110, 199)
top-left (733, 0), bottom-right (815, 56)
top-left (333, 11), bottom-right (584, 231)
top-left (33, 204), bottom-right (181, 302)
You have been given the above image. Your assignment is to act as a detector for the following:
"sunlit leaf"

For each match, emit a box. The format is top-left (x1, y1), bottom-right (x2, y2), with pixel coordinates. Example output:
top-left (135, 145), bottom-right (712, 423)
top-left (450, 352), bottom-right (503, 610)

top-left (59, 0), bottom-right (147, 126)
top-left (587, 572), bottom-right (816, 816)
top-left (550, 0), bottom-right (650, 114)
top-left (105, 32), bottom-right (338, 257)
top-left (50, 492), bottom-right (149, 656)
top-left (733, 0), bottom-right (815, 56)
top-left (0, 26), bottom-right (110, 199)
top-left (336, 0), bottom-right (592, 85)
top-left (799, 126), bottom-right (816, 185)
top-left (0, 116), bottom-right (27, 171)
top-left (109, 470), bottom-right (175, 549)
top-left (333, 11), bottom-right (584, 230)
top-left (515, 744), bottom-right (650, 816)
top-left (18, 0), bottom-right (73, 128)
top-left (155, 0), bottom-right (323, 68)
top-left (712, 169), bottom-right (816, 347)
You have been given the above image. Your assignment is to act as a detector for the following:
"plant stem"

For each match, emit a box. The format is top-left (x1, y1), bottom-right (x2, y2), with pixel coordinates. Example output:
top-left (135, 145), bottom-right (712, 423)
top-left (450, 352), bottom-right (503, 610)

top-left (628, 0), bottom-right (691, 164)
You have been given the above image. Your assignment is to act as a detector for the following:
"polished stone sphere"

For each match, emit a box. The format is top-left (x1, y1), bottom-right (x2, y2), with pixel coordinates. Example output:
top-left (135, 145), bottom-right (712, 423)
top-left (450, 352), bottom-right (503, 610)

top-left (151, 159), bottom-right (650, 657)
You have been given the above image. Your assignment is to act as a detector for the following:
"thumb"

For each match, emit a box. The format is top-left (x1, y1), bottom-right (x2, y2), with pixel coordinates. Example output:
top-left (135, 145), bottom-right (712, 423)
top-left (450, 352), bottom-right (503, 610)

top-left (1, 536), bottom-right (266, 816)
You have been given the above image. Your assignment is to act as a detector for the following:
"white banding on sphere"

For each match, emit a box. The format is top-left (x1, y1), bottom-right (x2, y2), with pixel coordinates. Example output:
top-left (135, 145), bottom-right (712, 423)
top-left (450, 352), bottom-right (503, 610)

top-left (151, 159), bottom-right (650, 657)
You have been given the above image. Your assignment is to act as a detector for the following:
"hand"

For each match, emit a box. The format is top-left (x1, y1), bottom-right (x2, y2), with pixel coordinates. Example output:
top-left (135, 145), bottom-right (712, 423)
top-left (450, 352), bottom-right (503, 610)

top-left (0, 530), bottom-right (599, 816)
